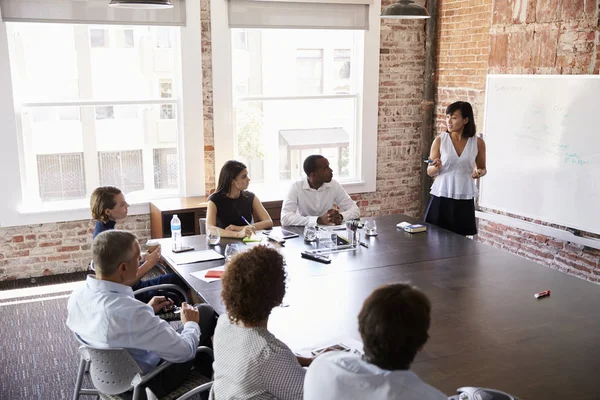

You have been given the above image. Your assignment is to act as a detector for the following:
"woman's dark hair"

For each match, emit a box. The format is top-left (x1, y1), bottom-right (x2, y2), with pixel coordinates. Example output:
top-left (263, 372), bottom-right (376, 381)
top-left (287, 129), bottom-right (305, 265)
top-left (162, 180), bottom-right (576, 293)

top-left (446, 101), bottom-right (476, 138)
top-left (90, 186), bottom-right (122, 223)
top-left (215, 160), bottom-right (247, 196)
top-left (303, 154), bottom-right (325, 176)
top-left (358, 283), bottom-right (431, 370)
top-left (221, 246), bottom-right (286, 326)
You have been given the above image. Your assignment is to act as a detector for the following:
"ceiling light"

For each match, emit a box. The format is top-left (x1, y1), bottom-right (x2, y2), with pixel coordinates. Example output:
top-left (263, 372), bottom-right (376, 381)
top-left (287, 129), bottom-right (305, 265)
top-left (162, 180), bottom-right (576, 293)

top-left (381, 0), bottom-right (430, 19)
top-left (109, 0), bottom-right (174, 9)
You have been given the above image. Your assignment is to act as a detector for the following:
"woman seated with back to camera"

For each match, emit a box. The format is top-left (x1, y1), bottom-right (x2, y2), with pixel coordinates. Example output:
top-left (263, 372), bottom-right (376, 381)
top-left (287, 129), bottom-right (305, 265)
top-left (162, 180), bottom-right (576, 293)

top-left (209, 246), bottom-right (312, 400)
top-left (207, 160), bottom-right (273, 239)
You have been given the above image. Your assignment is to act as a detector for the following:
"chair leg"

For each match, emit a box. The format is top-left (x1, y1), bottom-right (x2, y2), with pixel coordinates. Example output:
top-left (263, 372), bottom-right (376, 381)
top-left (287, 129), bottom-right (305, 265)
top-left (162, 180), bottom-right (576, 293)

top-left (132, 384), bottom-right (141, 400)
top-left (72, 356), bottom-right (87, 400)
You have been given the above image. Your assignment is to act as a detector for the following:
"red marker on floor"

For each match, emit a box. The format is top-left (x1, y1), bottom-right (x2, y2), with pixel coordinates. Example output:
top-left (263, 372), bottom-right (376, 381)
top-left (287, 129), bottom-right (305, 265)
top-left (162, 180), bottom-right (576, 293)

top-left (534, 289), bottom-right (551, 299)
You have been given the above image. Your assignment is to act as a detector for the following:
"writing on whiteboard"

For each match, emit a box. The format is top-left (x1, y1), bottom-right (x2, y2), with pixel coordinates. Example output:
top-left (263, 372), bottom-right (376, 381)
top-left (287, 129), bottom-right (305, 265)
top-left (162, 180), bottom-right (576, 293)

top-left (494, 84), bottom-right (523, 92)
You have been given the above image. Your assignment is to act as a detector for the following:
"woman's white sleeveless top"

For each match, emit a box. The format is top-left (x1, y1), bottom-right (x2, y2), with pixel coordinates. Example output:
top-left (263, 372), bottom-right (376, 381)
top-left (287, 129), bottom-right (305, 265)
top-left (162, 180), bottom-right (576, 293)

top-left (430, 132), bottom-right (478, 200)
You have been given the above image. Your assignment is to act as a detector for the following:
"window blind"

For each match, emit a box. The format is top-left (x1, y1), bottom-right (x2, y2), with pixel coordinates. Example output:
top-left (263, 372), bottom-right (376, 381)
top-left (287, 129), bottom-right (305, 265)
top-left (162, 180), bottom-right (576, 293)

top-left (0, 0), bottom-right (186, 26)
top-left (228, 0), bottom-right (369, 30)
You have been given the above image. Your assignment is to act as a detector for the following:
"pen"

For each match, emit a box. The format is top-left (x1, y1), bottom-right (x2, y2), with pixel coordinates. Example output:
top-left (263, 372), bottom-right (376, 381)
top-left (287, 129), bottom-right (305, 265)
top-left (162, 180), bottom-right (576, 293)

top-left (424, 159), bottom-right (434, 164)
top-left (241, 216), bottom-right (252, 226)
top-left (534, 289), bottom-right (551, 299)
top-left (359, 241), bottom-right (369, 248)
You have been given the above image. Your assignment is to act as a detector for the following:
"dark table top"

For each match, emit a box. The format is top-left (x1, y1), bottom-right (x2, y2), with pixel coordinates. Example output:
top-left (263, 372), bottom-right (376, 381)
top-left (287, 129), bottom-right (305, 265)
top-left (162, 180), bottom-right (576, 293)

top-left (156, 214), bottom-right (600, 400)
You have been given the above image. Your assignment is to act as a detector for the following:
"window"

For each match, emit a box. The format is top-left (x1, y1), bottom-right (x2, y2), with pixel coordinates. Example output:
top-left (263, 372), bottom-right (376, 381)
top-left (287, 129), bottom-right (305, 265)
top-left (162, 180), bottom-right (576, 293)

top-left (6, 23), bottom-right (181, 205)
top-left (0, 1), bottom-right (205, 227)
top-left (37, 153), bottom-right (86, 201)
top-left (153, 148), bottom-right (178, 189)
top-left (122, 29), bottom-right (135, 48)
top-left (95, 106), bottom-right (114, 120)
top-left (90, 28), bottom-right (108, 47)
top-left (226, 29), bottom-right (361, 187)
top-left (212, 0), bottom-right (380, 196)
top-left (296, 49), bottom-right (324, 95)
top-left (159, 79), bottom-right (174, 120)
top-left (98, 150), bottom-right (144, 193)
top-left (333, 49), bottom-right (351, 94)
top-left (156, 27), bottom-right (172, 48)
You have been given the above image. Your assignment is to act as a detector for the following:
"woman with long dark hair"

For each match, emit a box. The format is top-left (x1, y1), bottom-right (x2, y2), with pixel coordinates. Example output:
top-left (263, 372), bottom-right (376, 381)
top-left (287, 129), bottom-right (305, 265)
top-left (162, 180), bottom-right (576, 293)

top-left (207, 160), bottom-right (273, 238)
top-left (424, 101), bottom-right (487, 235)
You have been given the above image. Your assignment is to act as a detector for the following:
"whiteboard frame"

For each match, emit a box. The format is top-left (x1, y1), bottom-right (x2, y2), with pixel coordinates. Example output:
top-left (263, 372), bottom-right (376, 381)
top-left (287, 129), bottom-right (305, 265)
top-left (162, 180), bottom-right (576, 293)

top-left (479, 74), bottom-right (600, 236)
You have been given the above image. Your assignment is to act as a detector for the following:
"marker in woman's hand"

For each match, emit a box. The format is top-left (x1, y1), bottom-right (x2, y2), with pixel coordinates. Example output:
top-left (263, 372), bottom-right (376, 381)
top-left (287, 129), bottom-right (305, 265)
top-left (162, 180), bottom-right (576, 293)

top-left (424, 159), bottom-right (434, 164)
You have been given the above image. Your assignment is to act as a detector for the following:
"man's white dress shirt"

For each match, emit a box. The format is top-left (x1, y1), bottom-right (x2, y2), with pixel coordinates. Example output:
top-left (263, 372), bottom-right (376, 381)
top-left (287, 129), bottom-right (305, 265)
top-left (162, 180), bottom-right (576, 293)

top-left (66, 276), bottom-right (200, 373)
top-left (304, 352), bottom-right (448, 400)
top-left (280, 179), bottom-right (360, 226)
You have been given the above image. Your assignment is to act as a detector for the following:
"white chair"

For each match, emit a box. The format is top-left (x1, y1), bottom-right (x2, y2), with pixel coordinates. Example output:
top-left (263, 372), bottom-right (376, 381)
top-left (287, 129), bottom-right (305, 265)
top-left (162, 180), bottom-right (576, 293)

top-left (145, 381), bottom-right (213, 400)
top-left (73, 343), bottom-right (213, 400)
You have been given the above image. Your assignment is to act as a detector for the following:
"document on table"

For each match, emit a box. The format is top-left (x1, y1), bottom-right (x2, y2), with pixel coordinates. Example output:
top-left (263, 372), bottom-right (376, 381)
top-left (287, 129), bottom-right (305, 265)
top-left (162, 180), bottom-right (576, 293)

top-left (318, 224), bottom-right (346, 230)
top-left (294, 337), bottom-right (364, 358)
top-left (166, 249), bottom-right (224, 265)
top-left (190, 265), bottom-right (226, 283)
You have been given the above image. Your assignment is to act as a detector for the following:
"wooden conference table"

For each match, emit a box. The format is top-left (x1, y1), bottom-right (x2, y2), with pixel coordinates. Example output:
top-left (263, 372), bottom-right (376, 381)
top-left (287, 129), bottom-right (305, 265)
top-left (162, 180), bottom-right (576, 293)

top-left (156, 215), bottom-right (600, 400)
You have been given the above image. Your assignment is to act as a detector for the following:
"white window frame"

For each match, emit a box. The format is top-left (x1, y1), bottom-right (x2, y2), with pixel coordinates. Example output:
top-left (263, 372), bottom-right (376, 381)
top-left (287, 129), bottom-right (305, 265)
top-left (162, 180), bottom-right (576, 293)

top-left (210, 0), bottom-right (380, 198)
top-left (0, 0), bottom-right (204, 227)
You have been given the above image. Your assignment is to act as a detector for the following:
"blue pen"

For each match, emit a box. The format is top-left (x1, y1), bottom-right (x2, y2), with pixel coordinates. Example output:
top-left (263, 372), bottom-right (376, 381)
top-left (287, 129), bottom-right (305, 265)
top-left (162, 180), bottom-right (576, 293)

top-left (424, 159), bottom-right (434, 164)
top-left (241, 216), bottom-right (251, 226)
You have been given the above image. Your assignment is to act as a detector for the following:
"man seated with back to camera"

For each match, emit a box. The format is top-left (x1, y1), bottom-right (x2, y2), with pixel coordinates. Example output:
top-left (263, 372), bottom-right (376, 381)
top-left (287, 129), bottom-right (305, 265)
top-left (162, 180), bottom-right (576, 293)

top-left (303, 283), bottom-right (447, 400)
top-left (67, 230), bottom-right (216, 400)
top-left (280, 154), bottom-right (360, 226)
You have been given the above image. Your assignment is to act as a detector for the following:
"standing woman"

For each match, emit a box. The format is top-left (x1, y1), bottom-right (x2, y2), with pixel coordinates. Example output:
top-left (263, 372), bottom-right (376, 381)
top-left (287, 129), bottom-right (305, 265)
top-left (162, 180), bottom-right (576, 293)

top-left (424, 101), bottom-right (487, 236)
top-left (207, 160), bottom-right (273, 238)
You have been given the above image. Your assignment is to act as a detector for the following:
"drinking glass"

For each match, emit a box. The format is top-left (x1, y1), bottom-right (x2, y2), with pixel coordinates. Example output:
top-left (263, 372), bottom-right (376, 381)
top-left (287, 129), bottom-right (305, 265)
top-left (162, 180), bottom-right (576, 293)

top-left (224, 243), bottom-right (239, 262)
top-left (364, 220), bottom-right (378, 236)
top-left (207, 227), bottom-right (220, 246)
top-left (303, 224), bottom-right (317, 242)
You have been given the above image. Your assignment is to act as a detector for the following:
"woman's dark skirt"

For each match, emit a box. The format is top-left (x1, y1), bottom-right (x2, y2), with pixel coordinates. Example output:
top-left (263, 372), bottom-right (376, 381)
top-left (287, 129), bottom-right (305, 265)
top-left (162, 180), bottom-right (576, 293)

top-left (424, 195), bottom-right (477, 236)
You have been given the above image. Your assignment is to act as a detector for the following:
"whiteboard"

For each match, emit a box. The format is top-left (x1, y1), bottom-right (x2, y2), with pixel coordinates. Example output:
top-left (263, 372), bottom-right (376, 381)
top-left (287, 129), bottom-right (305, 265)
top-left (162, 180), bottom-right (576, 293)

top-left (480, 75), bottom-right (600, 235)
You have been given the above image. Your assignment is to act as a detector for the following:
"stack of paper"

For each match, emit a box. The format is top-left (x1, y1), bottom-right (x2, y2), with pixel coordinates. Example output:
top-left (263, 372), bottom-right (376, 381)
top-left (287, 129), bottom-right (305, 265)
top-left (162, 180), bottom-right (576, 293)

top-left (190, 266), bottom-right (226, 283)
top-left (166, 249), bottom-right (224, 265)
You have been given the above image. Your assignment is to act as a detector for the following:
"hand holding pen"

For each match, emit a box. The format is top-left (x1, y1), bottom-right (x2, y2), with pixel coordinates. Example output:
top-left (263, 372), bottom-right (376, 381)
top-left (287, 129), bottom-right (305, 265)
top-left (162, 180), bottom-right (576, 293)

top-left (240, 216), bottom-right (257, 237)
top-left (425, 158), bottom-right (442, 176)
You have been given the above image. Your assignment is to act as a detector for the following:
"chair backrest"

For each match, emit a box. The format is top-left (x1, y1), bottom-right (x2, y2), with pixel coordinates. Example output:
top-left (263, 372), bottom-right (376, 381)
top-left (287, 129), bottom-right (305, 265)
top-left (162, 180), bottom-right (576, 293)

top-left (199, 218), bottom-right (207, 235)
top-left (79, 345), bottom-right (143, 395)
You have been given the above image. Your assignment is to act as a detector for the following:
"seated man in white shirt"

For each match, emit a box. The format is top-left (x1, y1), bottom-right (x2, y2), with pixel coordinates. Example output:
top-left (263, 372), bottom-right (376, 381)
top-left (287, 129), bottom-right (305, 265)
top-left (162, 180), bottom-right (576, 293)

top-left (281, 154), bottom-right (360, 226)
top-left (304, 283), bottom-right (447, 400)
top-left (67, 230), bottom-right (216, 399)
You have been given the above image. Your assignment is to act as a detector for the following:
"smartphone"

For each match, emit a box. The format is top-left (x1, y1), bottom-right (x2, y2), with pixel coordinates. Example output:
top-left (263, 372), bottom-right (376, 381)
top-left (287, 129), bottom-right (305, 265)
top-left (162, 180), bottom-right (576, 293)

top-left (311, 343), bottom-right (351, 356)
top-left (172, 246), bottom-right (194, 253)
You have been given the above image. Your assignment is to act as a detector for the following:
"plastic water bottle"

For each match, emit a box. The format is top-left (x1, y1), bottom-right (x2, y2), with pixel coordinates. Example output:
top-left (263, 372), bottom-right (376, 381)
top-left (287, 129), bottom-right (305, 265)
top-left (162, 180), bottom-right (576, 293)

top-left (170, 214), bottom-right (182, 251)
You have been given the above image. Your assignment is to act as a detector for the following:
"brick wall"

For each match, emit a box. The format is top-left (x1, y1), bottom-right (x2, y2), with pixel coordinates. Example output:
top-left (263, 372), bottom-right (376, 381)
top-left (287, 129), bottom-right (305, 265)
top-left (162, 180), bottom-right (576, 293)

top-left (0, 0), bottom-right (429, 280)
top-left (436, 0), bottom-right (600, 284)
top-left (0, 216), bottom-right (151, 281)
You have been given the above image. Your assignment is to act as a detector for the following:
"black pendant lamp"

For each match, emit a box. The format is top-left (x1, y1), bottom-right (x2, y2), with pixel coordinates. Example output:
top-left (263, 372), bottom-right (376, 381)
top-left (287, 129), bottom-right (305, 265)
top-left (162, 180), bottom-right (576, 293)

top-left (109, 0), bottom-right (174, 9)
top-left (381, 0), bottom-right (430, 19)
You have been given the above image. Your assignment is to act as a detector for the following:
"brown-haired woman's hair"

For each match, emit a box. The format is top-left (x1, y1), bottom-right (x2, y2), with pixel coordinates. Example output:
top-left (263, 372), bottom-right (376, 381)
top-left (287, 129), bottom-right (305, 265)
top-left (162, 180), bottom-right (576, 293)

top-left (221, 246), bottom-right (286, 326)
top-left (215, 160), bottom-right (247, 197)
top-left (446, 101), bottom-right (476, 138)
top-left (358, 283), bottom-right (431, 371)
top-left (90, 186), bottom-right (122, 223)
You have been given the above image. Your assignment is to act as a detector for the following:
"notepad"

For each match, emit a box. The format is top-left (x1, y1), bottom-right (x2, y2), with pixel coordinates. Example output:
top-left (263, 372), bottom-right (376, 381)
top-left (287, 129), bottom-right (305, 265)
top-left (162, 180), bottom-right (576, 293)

top-left (403, 224), bottom-right (427, 233)
top-left (242, 235), bottom-right (263, 243)
top-left (190, 266), bottom-right (226, 283)
top-left (167, 249), bottom-right (224, 265)
top-left (205, 270), bottom-right (224, 278)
